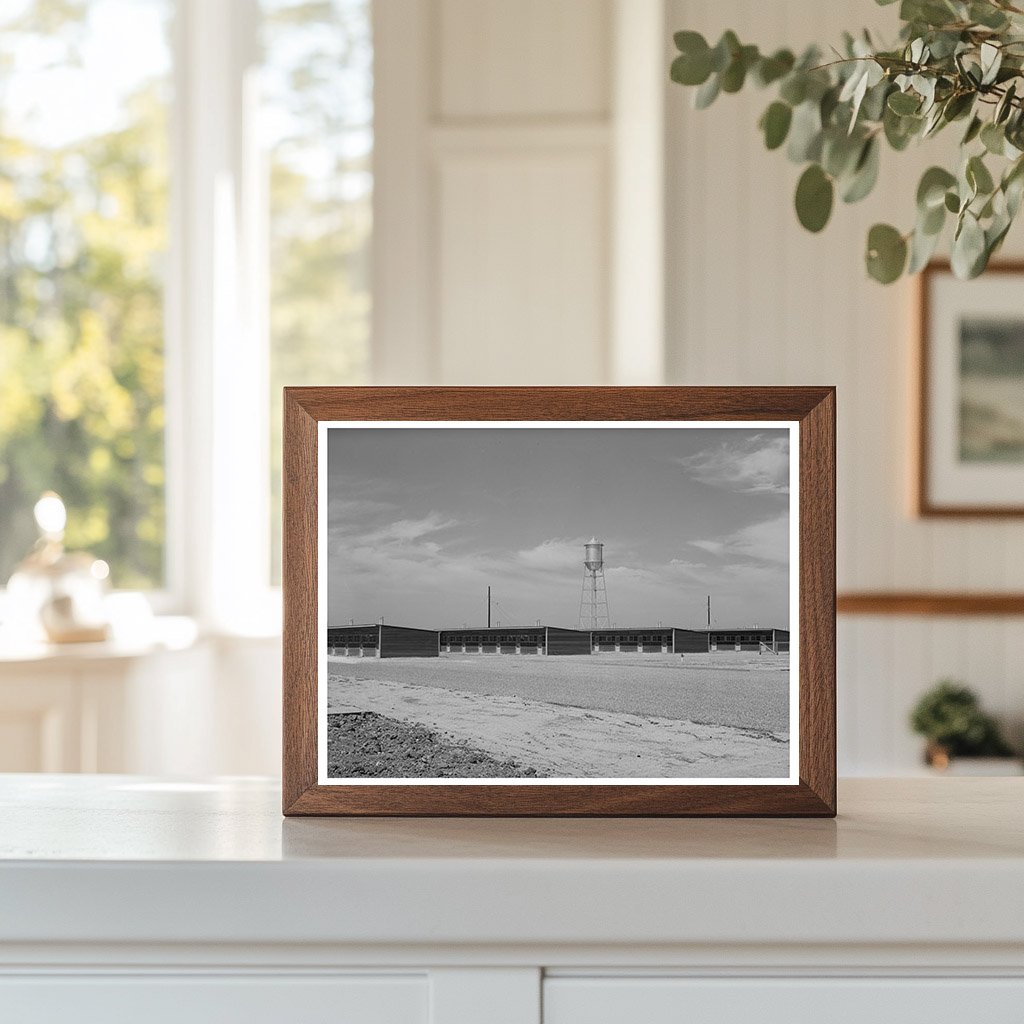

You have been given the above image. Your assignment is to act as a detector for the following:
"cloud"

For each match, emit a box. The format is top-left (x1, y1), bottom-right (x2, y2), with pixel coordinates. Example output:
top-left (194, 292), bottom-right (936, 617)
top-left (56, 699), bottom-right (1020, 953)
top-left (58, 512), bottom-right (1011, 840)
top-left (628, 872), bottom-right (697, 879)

top-left (689, 512), bottom-right (789, 566)
top-left (370, 514), bottom-right (459, 544)
top-left (333, 511), bottom-right (458, 547)
top-left (728, 513), bottom-right (789, 564)
top-left (676, 433), bottom-right (790, 494)
top-left (689, 539), bottom-right (724, 555)
top-left (516, 538), bottom-right (584, 572)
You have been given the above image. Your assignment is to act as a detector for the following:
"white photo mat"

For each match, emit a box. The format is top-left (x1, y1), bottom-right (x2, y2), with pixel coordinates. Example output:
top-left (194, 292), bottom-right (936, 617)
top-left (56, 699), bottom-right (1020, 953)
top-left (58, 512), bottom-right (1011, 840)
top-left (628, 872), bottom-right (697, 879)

top-left (316, 420), bottom-right (801, 787)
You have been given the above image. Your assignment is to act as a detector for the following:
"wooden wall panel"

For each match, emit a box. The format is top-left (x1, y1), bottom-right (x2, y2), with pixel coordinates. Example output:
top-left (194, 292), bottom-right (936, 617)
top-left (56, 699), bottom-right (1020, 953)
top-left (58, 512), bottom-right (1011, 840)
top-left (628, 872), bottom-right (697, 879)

top-left (665, 0), bottom-right (1024, 774)
top-left (437, 0), bottom-right (611, 120)
top-left (436, 151), bottom-right (608, 384)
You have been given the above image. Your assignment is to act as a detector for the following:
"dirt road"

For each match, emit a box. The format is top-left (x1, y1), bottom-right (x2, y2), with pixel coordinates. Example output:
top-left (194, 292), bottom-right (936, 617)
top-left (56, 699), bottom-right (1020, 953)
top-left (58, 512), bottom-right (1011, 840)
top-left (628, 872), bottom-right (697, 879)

top-left (327, 674), bottom-right (789, 779)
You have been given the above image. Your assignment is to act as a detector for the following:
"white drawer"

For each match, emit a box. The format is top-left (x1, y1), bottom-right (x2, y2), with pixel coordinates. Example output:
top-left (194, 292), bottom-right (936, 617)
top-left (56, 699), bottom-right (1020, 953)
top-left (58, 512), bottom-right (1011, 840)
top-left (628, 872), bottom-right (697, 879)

top-left (0, 974), bottom-right (427, 1024)
top-left (544, 977), bottom-right (1024, 1024)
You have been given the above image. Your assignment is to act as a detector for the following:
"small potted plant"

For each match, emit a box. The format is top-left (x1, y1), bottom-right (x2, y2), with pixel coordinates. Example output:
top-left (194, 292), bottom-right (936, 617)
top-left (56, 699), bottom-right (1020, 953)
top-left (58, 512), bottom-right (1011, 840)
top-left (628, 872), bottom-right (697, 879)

top-left (909, 680), bottom-right (1019, 773)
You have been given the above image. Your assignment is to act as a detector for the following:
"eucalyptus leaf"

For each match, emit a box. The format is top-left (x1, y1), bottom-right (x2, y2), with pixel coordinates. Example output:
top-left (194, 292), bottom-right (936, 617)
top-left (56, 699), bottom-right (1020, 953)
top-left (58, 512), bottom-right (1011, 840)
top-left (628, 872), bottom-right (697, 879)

top-left (908, 222), bottom-right (942, 273)
top-left (1006, 172), bottom-right (1024, 217)
top-left (795, 164), bottom-right (834, 232)
top-left (1004, 158), bottom-right (1024, 215)
top-left (888, 90), bottom-right (921, 115)
top-left (967, 154), bottom-right (995, 195)
top-left (866, 223), bottom-right (908, 283)
top-left (980, 42), bottom-right (1003, 86)
top-left (996, 82), bottom-right (1017, 124)
top-left (787, 101), bottom-right (823, 162)
top-left (927, 30), bottom-right (963, 60)
top-left (721, 44), bottom-right (759, 92)
top-left (754, 49), bottom-right (795, 87)
top-left (842, 137), bottom-right (880, 203)
top-left (914, 75), bottom-right (937, 111)
top-left (981, 121), bottom-right (1006, 155)
top-left (822, 129), bottom-right (863, 178)
top-left (760, 102), bottom-right (793, 150)
top-left (942, 91), bottom-right (974, 122)
top-left (921, 103), bottom-right (942, 138)
top-left (962, 115), bottom-right (983, 145)
top-left (917, 166), bottom-right (957, 210)
top-left (970, 2), bottom-right (1009, 29)
top-left (920, 200), bottom-right (946, 235)
top-left (903, 0), bottom-right (958, 28)
top-left (820, 85), bottom-right (841, 126)
top-left (710, 31), bottom-right (740, 73)
top-left (671, 51), bottom-right (712, 87)
top-left (694, 73), bottom-right (721, 109)
top-left (884, 106), bottom-right (921, 150)
top-left (779, 74), bottom-right (807, 106)
top-left (951, 211), bottom-right (987, 278)
top-left (860, 79), bottom-right (892, 122)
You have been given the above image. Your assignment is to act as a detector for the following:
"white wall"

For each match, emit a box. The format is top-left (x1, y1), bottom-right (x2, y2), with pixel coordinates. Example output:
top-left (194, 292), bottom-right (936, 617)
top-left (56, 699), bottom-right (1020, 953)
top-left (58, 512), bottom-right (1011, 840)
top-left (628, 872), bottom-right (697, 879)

top-left (665, 0), bottom-right (1024, 772)
top-left (373, 0), bottom-right (665, 386)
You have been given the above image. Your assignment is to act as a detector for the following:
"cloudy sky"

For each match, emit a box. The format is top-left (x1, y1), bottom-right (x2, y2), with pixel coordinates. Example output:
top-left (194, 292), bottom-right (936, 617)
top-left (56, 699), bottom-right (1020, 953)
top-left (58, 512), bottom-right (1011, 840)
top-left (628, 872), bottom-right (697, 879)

top-left (326, 426), bottom-right (792, 630)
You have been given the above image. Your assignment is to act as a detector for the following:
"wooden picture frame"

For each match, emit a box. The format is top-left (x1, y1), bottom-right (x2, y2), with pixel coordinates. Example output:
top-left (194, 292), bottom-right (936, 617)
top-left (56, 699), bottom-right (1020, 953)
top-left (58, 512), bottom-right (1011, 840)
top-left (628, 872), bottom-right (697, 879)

top-left (283, 387), bottom-right (836, 817)
top-left (917, 260), bottom-right (1024, 517)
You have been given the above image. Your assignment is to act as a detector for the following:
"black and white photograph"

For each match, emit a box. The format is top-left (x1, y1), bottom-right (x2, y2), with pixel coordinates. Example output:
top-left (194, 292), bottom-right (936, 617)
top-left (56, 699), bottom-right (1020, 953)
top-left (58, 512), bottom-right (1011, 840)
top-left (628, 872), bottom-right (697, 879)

top-left (318, 422), bottom-right (798, 784)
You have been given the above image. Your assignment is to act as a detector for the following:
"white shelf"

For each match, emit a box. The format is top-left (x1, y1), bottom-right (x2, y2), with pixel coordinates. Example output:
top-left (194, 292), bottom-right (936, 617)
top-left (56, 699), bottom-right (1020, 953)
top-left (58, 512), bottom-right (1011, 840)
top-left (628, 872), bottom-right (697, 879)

top-left (1, 776), bottom-right (1023, 952)
top-left (3, 775), bottom-right (1023, 1020)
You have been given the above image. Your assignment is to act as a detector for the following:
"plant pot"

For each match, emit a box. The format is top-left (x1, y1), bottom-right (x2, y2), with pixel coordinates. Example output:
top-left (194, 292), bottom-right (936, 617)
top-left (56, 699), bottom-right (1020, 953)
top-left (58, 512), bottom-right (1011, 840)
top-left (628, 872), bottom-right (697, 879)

top-left (924, 744), bottom-right (1023, 776)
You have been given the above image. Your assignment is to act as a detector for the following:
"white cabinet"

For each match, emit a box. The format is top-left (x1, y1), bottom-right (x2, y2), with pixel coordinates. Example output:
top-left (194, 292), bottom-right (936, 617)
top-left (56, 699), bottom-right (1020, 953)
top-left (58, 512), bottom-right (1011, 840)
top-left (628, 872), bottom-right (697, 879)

top-left (544, 978), bottom-right (1024, 1024)
top-left (0, 975), bottom-right (427, 1024)
top-left (0, 638), bottom-right (210, 773)
top-left (0, 627), bottom-right (282, 776)
top-left (2, 777), bottom-right (1023, 1023)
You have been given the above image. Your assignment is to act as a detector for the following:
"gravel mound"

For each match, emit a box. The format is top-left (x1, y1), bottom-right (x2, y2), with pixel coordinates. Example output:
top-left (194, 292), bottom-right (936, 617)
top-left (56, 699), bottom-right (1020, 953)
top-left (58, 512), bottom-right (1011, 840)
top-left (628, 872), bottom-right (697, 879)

top-left (327, 711), bottom-right (542, 778)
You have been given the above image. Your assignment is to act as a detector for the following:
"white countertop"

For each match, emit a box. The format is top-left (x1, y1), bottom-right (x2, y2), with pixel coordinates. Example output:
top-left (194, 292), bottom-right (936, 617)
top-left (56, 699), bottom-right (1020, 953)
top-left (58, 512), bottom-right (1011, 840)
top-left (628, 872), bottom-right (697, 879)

top-left (2, 775), bottom-right (1022, 952)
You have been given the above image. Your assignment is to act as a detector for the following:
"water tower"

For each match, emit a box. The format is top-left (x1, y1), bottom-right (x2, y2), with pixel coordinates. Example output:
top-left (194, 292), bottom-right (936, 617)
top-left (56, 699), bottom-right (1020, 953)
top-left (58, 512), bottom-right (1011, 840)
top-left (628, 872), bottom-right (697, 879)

top-left (577, 537), bottom-right (611, 630)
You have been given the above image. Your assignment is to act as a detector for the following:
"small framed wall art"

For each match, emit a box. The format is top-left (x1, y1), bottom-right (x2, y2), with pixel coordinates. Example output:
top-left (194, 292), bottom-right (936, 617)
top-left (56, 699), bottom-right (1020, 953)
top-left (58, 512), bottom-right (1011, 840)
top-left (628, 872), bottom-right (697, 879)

top-left (918, 261), bottom-right (1024, 516)
top-left (282, 387), bottom-right (836, 816)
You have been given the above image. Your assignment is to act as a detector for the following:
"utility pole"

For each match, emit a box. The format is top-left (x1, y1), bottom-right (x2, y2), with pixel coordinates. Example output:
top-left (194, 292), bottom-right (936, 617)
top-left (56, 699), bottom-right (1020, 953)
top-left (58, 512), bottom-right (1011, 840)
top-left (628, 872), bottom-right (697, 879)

top-left (707, 595), bottom-right (710, 630)
top-left (487, 586), bottom-right (491, 628)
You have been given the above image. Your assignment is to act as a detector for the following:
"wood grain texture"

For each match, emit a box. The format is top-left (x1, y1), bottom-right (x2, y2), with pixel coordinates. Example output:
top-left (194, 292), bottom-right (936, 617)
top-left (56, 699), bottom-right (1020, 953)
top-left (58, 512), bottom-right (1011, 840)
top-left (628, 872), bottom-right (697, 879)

top-left (282, 391), bottom-right (319, 812)
top-left (838, 592), bottom-right (1024, 616)
top-left (916, 260), bottom-right (1024, 518)
top-left (282, 387), bottom-right (836, 817)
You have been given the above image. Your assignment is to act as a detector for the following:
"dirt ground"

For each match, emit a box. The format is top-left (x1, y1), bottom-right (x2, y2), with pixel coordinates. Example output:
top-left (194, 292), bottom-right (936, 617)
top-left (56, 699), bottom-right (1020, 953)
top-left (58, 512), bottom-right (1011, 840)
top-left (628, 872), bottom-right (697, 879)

top-left (327, 712), bottom-right (540, 778)
top-left (328, 651), bottom-right (790, 733)
top-left (327, 659), bottom-right (790, 779)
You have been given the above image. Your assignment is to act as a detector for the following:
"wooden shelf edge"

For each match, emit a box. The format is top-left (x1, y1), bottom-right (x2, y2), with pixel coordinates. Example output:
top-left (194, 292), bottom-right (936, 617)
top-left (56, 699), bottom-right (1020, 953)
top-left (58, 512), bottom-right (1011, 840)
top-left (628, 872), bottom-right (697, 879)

top-left (838, 592), bottom-right (1024, 616)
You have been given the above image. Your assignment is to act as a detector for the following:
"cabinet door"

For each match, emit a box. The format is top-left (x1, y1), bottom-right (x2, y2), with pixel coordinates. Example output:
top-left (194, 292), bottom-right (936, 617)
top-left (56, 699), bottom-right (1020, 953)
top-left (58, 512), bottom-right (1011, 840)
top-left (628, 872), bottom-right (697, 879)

top-left (0, 974), bottom-right (427, 1024)
top-left (544, 977), bottom-right (1024, 1024)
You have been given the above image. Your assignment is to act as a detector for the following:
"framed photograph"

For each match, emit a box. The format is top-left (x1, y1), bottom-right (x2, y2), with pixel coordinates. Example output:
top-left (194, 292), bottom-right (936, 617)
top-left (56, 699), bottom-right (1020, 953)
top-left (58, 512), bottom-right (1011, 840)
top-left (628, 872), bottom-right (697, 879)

top-left (283, 387), bottom-right (835, 816)
top-left (917, 261), bottom-right (1024, 516)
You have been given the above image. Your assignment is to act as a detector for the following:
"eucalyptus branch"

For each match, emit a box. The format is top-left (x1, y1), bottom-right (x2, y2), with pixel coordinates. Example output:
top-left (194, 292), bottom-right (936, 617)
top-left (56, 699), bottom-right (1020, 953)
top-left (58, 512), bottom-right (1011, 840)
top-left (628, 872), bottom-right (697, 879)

top-left (670, 0), bottom-right (1024, 283)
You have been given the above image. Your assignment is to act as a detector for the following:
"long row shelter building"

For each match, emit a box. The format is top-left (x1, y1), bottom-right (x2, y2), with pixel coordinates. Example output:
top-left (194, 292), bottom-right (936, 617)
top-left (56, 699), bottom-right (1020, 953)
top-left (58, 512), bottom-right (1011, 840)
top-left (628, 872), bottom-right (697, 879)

top-left (327, 624), bottom-right (789, 658)
top-left (439, 626), bottom-right (592, 656)
top-left (326, 624), bottom-right (440, 659)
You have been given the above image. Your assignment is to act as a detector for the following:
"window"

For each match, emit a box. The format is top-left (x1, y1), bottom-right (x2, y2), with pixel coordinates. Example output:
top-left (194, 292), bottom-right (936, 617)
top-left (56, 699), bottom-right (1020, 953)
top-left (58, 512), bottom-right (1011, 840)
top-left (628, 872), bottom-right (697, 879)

top-left (0, 0), bottom-right (373, 620)
top-left (0, 0), bottom-right (172, 589)
top-left (262, 0), bottom-right (372, 581)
